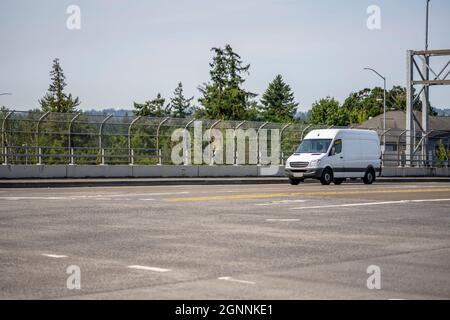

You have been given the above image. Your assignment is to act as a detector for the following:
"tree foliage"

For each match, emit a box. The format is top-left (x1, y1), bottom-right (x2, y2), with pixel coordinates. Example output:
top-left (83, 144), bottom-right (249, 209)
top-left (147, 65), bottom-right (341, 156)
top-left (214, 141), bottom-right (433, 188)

top-left (133, 93), bottom-right (171, 117)
top-left (39, 58), bottom-right (80, 113)
top-left (197, 45), bottom-right (257, 120)
top-left (309, 97), bottom-right (348, 126)
top-left (170, 82), bottom-right (194, 118)
top-left (311, 86), bottom-right (435, 126)
top-left (259, 74), bottom-right (298, 123)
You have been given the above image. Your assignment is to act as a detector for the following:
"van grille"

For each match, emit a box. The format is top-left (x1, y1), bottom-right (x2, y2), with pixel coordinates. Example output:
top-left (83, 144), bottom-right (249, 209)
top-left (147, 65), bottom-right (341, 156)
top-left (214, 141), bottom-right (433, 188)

top-left (290, 161), bottom-right (309, 168)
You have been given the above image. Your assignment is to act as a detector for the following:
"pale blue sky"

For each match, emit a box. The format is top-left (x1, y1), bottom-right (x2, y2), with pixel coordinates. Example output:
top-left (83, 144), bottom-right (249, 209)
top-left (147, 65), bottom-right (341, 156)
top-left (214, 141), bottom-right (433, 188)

top-left (1, 0), bottom-right (449, 112)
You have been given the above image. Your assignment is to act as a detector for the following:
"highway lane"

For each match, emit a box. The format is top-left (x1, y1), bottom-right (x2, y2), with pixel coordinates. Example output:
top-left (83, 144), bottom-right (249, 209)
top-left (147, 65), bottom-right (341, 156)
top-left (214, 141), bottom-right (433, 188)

top-left (0, 182), bottom-right (449, 299)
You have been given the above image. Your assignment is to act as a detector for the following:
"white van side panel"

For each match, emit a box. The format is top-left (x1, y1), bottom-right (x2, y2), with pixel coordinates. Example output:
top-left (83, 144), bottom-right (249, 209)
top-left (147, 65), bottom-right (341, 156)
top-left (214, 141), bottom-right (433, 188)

top-left (343, 135), bottom-right (364, 178)
top-left (332, 131), bottom-right (381, 179)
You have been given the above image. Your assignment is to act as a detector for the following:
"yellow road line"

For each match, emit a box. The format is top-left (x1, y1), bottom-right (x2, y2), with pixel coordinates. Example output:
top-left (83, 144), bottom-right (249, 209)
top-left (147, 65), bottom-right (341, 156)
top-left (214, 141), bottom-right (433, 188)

top-left (163, 188), bottom-right (450, 202)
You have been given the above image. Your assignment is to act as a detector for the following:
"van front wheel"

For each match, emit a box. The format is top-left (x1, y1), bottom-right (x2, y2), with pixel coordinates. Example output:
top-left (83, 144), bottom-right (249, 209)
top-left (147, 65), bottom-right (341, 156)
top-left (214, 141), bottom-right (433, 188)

top-left (320, 168), bottom-right (333, 185)
top-left (363, 168), bottom-right (375, 184)
top-left (289, 178), bottom-right (303, 185)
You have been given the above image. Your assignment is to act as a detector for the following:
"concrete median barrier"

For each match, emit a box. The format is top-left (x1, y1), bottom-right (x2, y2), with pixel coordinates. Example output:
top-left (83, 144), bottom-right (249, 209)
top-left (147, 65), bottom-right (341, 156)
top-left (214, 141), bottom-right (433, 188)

top-left (1, 164), bottom-right (449, 180)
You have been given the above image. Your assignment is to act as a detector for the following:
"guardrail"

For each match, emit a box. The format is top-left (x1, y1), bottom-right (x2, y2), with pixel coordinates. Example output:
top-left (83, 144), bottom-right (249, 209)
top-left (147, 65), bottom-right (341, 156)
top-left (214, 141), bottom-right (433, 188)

top-left (1, 110), bottom-right (449, 168)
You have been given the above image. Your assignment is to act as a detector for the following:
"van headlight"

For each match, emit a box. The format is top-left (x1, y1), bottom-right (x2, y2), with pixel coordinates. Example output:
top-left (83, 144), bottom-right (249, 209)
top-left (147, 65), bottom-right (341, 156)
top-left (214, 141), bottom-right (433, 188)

top-left (309, 159), bottom-right (321, 168)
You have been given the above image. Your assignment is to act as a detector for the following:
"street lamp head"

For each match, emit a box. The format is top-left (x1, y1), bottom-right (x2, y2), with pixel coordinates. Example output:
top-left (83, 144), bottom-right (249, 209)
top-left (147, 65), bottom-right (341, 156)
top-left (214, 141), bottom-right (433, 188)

top-left (363, 68), bottom-right (386, 81)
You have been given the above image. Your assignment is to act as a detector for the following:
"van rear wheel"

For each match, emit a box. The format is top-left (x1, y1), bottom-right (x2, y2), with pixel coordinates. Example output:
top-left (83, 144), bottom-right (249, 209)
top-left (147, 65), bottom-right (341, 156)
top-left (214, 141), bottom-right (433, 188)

top-left (289, 178), bottom-right (302, 185)
top-left (320, 168), bottom-right (333, 185)
top-left (363, 168), bottom-right (375, 184)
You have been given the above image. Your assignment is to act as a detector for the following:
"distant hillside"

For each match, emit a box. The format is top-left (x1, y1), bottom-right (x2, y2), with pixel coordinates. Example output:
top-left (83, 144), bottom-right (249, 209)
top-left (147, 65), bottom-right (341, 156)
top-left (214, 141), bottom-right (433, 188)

top-left (83, 108), bottom-right (134, 117)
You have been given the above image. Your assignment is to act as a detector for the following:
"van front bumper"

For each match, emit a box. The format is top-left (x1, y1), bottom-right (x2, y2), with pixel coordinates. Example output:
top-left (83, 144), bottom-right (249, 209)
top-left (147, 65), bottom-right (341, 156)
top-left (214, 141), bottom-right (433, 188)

top-left (285, 168), bottom-right (323, 179)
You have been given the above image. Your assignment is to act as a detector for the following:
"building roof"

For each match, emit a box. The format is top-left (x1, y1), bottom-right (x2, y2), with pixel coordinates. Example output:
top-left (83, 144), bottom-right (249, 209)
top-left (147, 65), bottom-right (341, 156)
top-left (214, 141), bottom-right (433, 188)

top-left (357, 110), bottom-right (450, 132)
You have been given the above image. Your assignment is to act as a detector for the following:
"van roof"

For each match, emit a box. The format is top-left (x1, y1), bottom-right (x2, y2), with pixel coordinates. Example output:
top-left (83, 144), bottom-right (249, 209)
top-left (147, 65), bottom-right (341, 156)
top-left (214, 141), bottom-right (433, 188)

top-left (304, 129), bottom-right (378, 139)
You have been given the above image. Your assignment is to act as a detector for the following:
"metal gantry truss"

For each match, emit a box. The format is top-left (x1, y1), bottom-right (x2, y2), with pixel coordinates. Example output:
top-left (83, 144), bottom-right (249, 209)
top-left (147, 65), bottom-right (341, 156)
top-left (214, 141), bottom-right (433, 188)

top-left (406, 49), bottom-right (450, 166)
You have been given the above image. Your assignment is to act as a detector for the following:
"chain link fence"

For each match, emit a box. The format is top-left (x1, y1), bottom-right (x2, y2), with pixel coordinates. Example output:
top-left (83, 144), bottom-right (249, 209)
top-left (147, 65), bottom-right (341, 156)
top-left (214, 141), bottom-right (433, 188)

top-left (1, 110), bottom-right (449, 167)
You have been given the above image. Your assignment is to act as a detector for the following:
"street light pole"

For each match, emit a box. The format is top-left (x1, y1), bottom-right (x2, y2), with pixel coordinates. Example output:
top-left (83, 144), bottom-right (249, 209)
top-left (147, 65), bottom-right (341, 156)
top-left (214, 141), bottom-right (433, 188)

top-left (425, 0), bottom-right (430, 51)
top-left (422, 0), bottom-right (431, 166)
top-left (364, 68), bottom-right (387, 154)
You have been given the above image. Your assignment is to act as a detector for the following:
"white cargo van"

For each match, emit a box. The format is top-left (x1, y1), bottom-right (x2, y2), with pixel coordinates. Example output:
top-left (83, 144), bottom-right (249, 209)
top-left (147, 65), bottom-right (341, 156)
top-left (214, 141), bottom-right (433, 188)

top-left (285, 129), bottom-right (381, 185)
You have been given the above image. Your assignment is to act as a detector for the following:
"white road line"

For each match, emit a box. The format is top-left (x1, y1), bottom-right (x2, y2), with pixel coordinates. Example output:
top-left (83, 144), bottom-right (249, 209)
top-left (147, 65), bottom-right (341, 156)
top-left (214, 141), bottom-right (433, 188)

top-left (72, 192), bottom-right (190, 198)
top-left (0, 191), bottom-right (190, 201)
top-left (125, 192), bottom-right (190, 196)
top-left (127, 265), bottom-right (171, 273)
top-left (218, 276), bottom-right (256, 285)
top-left (290, 198), bottom-right (450, 210)
top-left (266, 218), bottom-right (300, 222)
top-left (42, 254), bottom-right (68, 258)
top-left (409, 198), bottom-right (450, 202)
top-left (256, 200), bottom-right (306, 206)
top-left (139, 198), bottom-right (156, 201)
top-left (0, 197), bottom-right (70, 200)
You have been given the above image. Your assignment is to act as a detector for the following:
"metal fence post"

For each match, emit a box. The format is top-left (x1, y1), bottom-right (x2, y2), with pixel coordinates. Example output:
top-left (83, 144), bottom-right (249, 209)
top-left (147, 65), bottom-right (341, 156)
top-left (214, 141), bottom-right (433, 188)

top-left (256, 122), bottom-right (268, 165)
top-left (99, 114), bottom-right (112, 165)
top-left (300, 124), bottom-right (312, 141)
top-left (22, 143), bottom-right (29, 165)
top-left (397, 130), bottom-right (407, 167)
top-left (68, 113), bottom-right (80, 165)
top-left (209, 120), bottom-right (221, 165)
top-left (280, 123), bottom-right (291, 165)
top-left (36, 111), bottom-right (50, 165)
top-left (2, 111), bottom-right (14, 165)
top-left (233, 120), bottom-right (247, 166)
top-left (183, 119), bottom-right (195, 165)
top-left (156, 117), bottom-right (170, 166)
top-left (127, 115), bottom-right (142, 165)
top-left (379, 128), bottom-right (392, 166)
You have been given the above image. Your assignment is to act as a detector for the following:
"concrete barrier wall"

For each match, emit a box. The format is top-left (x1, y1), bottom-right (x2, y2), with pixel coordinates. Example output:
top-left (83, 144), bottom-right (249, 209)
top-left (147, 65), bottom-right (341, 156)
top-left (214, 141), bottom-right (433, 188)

top-left (1, 165), bottom-right (449, 179)
top-left (381, 167), bottom-right (450, 177)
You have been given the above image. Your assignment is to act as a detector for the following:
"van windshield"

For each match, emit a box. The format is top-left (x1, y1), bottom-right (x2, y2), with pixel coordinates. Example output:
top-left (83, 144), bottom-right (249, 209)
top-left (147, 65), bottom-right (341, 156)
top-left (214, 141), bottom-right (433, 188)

top-left (295, 139), bottom-right (332, 154)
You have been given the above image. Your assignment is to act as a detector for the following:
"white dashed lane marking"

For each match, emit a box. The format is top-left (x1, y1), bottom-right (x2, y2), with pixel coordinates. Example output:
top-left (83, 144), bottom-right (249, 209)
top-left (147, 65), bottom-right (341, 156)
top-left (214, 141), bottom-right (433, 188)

top-left (42, 254), bottom-right (68, 258)
top-left (255, 199), bottom-right (306, 206)
top-left (127, 265), bottom-right (171, 273)
top-left (290, 198), bottom-right (450, 210)
top-left (218, 276), bottom-right (256, 285)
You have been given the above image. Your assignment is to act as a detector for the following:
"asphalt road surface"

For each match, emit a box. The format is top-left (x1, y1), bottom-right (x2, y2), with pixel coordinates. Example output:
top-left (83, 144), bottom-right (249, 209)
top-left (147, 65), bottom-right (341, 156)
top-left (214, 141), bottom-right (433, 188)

top-left (1, 181), bottom-right (449, 299)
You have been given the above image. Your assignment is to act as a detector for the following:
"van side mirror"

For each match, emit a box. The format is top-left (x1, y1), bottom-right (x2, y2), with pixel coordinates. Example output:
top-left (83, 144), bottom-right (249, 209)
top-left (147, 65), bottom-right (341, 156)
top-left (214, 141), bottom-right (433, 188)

top-left (330, 147), bottom-right (336, 156)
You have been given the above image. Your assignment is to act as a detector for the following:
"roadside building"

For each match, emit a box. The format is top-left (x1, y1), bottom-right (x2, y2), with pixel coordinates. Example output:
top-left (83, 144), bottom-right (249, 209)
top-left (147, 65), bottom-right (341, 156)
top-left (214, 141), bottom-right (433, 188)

top-left (357, 110), bottom-right (450, 167)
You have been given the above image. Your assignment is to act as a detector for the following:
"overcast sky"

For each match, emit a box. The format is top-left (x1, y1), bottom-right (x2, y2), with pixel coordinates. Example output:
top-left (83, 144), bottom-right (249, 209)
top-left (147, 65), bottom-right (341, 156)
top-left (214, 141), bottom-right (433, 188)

top-left (1, 0), bottom-right (449, 112)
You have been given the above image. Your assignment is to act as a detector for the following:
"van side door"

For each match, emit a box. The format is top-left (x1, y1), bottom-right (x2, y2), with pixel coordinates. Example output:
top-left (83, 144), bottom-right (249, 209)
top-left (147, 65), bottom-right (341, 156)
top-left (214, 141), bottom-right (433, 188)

top-left (343, 137), bottom-right (364, 178)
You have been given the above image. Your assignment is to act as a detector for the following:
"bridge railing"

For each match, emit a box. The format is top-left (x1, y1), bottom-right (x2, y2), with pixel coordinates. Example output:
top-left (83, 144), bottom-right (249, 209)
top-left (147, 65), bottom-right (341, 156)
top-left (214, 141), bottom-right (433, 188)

top-left (1, 110), bottom-right (449, 167)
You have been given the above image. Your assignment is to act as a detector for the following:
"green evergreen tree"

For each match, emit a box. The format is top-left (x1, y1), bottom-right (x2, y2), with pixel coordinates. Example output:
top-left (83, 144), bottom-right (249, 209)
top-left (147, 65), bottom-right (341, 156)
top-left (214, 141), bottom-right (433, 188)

top-left (170, 82), bottom-right (194, 118)
top-left (260, 74), bottom-right (298, 123)
top-left (198, 45), bottom-right (256, 120)
top-left (133, 93), bottom-right (171, 117)
top-left (39, 58), bottom-right (80, 113)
